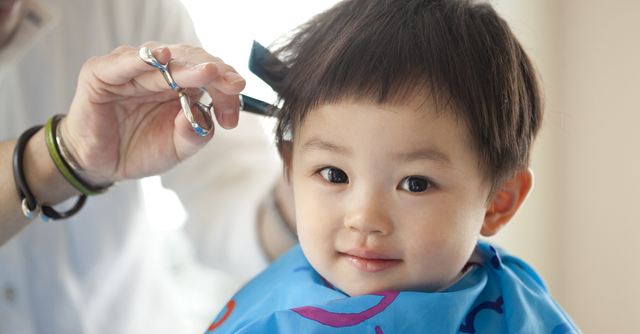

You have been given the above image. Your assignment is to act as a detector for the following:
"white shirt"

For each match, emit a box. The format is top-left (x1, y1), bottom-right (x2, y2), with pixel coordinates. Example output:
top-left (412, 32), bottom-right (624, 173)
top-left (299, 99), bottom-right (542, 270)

top-left (0, 0), bottom-right (279, 333)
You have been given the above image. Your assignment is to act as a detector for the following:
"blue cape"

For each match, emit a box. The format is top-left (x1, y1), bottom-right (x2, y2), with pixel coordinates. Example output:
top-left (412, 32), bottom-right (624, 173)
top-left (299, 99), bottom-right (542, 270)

top-left (206, 243), bottom-right (579, 333)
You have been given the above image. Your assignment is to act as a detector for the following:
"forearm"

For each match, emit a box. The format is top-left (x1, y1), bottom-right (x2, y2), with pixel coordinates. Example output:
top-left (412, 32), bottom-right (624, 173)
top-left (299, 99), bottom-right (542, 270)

top-left (0, 128), bottom-right (79, 246)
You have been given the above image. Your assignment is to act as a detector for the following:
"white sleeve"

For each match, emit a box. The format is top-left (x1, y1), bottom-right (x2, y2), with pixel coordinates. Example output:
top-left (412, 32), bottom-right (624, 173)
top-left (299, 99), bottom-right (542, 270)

top-left (108, 0), bottom-right (202, 47)
top-left (161, 113), bottom-right (282, 282)
top-left (109, 0), bottom-right (279, 281)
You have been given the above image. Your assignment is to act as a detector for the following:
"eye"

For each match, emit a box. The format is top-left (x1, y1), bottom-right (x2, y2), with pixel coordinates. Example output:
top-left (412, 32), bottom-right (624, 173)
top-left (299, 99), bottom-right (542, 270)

top-left (399, 176), bottom-right (433, 193)
top-left (319, 167), bottom-right (349, 183)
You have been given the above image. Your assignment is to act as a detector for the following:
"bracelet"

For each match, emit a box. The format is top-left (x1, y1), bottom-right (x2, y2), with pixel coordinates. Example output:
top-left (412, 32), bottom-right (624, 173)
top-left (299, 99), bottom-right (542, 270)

top-left (56, 118), bottom-right (84, 174)
top-left (45, 115), bottom-right (115, 196)
top-left (265, 188), bottom-right (298, 244)
top-left (13, 125), bottom-right (87, 221)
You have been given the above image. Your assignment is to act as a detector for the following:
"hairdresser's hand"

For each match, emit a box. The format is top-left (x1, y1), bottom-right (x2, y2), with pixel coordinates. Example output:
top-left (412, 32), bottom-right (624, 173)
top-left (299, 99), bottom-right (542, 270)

top-left (61, 42), bottom-right (246, 186)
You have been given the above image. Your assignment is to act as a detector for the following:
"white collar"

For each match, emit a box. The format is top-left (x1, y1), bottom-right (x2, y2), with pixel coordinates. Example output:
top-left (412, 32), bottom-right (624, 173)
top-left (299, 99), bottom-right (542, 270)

top-left (0, 0), bottom-right (60, 81)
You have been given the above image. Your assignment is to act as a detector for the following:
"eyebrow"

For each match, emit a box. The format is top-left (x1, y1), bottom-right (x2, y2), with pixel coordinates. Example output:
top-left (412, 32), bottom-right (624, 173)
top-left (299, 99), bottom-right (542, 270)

top-left (300, 137), bottom-right (351, 156)
top-left (300, 137), bottom-right (452, 166)
top-left (395, 148), bottom-right (452, 166)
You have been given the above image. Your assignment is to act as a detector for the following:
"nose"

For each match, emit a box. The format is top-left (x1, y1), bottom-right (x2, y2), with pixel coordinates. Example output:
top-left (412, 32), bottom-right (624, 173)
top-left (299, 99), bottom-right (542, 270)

top-left (343, 193), bottom-right (393, 235)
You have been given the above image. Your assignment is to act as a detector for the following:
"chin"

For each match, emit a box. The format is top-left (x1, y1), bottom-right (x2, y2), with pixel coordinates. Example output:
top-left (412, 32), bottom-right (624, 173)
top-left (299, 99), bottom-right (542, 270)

top-left (345, 281), bottom-right (447, 296)
top-left (338, 282), bottom-right (396, 297)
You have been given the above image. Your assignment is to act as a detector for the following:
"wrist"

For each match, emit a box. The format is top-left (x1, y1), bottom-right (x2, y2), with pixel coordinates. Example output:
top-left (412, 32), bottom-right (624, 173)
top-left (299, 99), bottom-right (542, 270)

top-left (57, 117), bottom-right (115, 188)
top-left (23, 128), bottom-right (80, 205)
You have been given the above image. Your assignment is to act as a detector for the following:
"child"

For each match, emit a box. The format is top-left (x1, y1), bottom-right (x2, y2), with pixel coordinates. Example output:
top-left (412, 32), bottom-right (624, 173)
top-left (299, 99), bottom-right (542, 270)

top-left (207, 0), bottom-right (579, 332)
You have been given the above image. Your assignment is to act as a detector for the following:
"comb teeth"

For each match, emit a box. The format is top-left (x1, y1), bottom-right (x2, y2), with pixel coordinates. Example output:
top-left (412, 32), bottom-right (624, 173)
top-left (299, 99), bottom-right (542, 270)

top-left (248, 40), bottom-right (286, 90)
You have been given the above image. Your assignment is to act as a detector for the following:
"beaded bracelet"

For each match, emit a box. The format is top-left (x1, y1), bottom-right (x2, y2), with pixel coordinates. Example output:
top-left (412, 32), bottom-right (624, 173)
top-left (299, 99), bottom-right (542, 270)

top-left (13, 125), bottom-right (86, 221)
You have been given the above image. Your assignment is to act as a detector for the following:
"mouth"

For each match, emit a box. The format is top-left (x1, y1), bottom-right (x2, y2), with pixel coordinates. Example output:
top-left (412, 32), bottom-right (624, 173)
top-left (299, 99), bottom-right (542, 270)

top-left (340, 249), bottom-right (401, 273)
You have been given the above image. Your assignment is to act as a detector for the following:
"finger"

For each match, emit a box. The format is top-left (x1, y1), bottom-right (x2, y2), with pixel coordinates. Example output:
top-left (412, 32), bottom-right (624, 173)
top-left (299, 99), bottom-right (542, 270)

top-left (165, 60), bottom-right (220, 90)
top-left (206, 61), bottom-right (247, 95)
top-left (173, 105), bottom-right (215, 161)
top-left (114, 43), bottom-right (244, 131)
top-left (163, 53), bottom-right (243, 130)
top-left (164, 45), bottom-right (246, 94)
top-left (130, 56), bottom-right (223, 95)
top-left (166, 60), bottom-right (245, 96)
top-left (86, 45), bottom-right (172, 88)
top-left (168, 61), bottom-right (243, 130)
top-left (208, 88), bottom-right (240, 130)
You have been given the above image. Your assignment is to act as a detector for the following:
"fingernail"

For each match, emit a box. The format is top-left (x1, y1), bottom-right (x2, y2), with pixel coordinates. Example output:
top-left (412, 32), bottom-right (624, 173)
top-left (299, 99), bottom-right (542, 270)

top-left (220, 108), bottom-right (237, 129)
top-left (223, 72), bottom-right (244, 85)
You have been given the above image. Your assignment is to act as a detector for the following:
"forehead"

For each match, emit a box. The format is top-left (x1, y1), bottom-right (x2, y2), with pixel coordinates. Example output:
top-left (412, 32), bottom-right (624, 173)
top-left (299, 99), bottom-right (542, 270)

top-left (293, 95), bottom-right (479, 172)
top-left (296, 92), bottom-right (466, 142)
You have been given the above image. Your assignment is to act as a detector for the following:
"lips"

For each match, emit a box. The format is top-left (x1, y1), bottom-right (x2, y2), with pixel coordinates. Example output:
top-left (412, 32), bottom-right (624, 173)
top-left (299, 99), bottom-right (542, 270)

top-left (341, 249), bottom-right (401, 273)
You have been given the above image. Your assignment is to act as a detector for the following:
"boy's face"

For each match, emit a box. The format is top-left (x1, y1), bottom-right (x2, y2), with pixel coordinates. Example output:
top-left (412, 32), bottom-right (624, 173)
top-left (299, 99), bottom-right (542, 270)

top-left (289, 95), bottom-right (493, 296)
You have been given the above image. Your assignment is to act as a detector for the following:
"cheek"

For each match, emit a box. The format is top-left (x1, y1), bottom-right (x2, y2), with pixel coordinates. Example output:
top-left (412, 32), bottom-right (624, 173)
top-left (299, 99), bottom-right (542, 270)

top-left (434, 191), bottom-right (488, 232)
top-left (292, 176), bottom-right (333, 241)
top-left (401, 197), bottom-right (485, 265)
top-left (294, 187), bottom-right (338, 278)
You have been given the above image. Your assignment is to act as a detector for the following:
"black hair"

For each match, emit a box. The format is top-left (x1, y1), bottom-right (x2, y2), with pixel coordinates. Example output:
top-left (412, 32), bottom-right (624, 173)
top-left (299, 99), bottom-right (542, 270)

top-left (265, 0), bottom-right (542, 193)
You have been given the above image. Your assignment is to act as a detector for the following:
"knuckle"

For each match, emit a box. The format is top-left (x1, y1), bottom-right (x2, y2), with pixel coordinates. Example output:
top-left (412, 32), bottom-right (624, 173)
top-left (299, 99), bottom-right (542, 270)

top-left (82, 55), bottom-right (101, 70)
top-left (173, 44), bottom-right (221, 64)
top-left (111, 45), bottom-right (134, 55)
top-left (141, 40), bottom-right (162, 48)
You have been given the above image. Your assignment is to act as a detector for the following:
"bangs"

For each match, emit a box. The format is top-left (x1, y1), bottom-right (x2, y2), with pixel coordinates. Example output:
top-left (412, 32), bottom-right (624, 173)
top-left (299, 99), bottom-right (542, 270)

top-left (266, 0), bottom-right (542, 194)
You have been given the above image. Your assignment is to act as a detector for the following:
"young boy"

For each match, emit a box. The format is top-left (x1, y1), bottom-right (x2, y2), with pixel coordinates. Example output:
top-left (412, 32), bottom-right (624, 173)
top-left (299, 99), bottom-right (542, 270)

top-left (206, 0), bottom-right (579, 332)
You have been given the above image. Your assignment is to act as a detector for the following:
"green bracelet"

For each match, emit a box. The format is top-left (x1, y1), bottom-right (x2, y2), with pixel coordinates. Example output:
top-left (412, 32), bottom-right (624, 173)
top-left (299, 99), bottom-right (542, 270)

top-left (45, 115), bottom-right (113, 196)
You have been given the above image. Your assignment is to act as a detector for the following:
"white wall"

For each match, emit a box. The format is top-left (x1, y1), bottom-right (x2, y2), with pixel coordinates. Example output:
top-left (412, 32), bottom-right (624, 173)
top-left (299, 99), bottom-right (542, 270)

top-left (490, 0), bottom-right (640, 332)
top-left (557, 0), bottom-right (640, 331)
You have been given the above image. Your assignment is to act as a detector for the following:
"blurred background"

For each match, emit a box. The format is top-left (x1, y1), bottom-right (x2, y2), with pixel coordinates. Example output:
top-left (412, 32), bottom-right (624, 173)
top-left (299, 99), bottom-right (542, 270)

top-left (175, 0), bottom-right (639, 332)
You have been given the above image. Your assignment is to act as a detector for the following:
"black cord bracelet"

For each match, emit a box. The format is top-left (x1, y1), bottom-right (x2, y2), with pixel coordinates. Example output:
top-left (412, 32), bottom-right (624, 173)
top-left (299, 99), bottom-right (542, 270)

top-left (13, 126), bottom-right (42, 216)
top-left (12, 125), bottom-right (87, 221)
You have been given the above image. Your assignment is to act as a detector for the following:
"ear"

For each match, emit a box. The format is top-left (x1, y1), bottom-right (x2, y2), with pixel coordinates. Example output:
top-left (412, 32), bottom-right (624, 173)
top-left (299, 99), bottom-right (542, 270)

top-left (481, 168), bottom-right (534, 237)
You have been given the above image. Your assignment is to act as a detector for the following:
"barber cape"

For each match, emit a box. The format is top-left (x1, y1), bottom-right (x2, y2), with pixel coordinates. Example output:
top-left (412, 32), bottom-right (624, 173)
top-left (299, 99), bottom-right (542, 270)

top-left (206, 243), bottom-right (580, 334)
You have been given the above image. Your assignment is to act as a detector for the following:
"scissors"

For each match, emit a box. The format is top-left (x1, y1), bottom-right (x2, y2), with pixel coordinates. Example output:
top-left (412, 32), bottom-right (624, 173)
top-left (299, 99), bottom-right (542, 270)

top-left (139, 46), bottom-right (274, 136)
